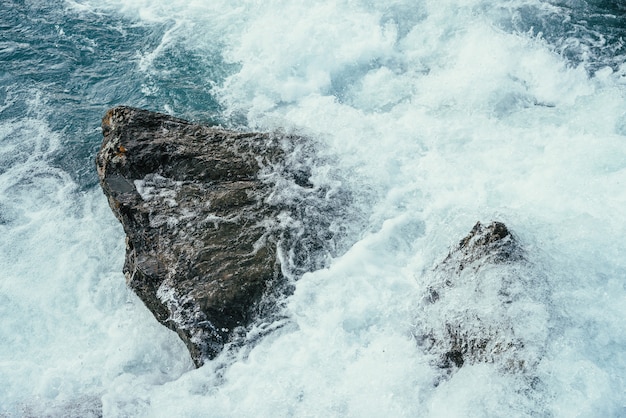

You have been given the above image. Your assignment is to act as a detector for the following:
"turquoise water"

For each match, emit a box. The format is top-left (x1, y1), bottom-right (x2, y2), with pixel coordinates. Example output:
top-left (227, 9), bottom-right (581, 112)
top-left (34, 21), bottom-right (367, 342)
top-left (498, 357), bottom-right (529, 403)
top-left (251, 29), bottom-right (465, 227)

top-left (1, 0), bottom-right (625, 416)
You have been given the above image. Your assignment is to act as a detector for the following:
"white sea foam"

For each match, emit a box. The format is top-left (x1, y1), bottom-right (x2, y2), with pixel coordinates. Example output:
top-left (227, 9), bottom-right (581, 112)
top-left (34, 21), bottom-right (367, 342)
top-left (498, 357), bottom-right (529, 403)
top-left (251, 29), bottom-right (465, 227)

top-left (3, 0), bottom-right (625, 416)
top-left (134, 174), bottom-right (181, 207)
top-left (0, 94), bottom-right (191, 417)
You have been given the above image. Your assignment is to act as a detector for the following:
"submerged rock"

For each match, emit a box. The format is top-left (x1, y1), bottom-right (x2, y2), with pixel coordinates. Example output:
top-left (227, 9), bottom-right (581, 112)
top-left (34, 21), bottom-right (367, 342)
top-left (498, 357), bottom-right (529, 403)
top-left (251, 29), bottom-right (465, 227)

top-left (414, 221), bottom-right (549, 376)
top-left (96, 106), bottom-right (313, 366)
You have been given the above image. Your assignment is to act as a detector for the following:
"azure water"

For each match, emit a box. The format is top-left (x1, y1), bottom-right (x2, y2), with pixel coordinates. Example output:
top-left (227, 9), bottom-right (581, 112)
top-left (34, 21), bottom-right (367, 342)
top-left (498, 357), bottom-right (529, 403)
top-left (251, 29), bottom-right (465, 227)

top-left (1, 0), bottom-right (625, 416)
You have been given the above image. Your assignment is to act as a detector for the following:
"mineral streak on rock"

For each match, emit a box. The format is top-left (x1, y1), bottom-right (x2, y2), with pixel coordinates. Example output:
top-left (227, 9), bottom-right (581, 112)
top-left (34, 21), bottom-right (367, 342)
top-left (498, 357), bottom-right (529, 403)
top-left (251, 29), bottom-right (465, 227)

top-left (96, 106), bottom-right (299, 367)
top-left (415, 221), bottom-right (549, 377)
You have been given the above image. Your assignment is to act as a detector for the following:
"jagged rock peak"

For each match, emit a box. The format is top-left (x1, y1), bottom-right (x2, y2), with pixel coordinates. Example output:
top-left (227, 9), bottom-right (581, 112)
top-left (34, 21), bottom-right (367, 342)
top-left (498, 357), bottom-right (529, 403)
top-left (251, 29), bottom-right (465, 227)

top-left (444, 221), bottom-right (524, 272)
top-left (459, 221), bottom-right (512, 253)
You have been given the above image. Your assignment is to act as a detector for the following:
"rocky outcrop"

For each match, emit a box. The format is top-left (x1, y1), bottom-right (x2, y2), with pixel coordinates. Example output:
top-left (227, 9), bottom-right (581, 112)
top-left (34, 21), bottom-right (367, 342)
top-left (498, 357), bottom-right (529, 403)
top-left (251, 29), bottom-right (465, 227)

top-left (96, 107), bottom-right (548, 375)
top-left (96, 106), bottom-right (312, 367)
top-left (414, 222), bottom-right (549, 377)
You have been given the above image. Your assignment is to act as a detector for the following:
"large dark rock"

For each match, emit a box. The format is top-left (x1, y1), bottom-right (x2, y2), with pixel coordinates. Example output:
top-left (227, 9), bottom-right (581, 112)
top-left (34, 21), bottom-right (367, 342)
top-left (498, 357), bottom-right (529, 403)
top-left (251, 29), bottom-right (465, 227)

top-left (414, 221), bottom-right (549, 377)
top-left (96, 106), bottom-right (311, 366)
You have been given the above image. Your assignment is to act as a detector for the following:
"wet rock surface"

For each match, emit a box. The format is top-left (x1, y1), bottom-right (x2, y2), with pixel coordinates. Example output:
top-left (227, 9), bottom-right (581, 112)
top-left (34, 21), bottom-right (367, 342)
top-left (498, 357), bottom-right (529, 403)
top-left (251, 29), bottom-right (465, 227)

top-left (415, 221), bottom-right (549, 377)
top-left (96, 106), bottom-right (318, 367)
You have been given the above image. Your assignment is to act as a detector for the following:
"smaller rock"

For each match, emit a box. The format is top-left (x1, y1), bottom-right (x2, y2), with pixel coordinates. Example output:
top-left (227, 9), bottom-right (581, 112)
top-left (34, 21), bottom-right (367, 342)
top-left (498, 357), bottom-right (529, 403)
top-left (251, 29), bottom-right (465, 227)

top-left (414, 221), bottom-right (549, 378)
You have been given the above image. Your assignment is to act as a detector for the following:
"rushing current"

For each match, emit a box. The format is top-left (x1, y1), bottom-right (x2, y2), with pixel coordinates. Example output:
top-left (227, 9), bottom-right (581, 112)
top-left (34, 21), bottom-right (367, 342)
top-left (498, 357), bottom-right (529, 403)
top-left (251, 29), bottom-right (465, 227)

top-left (1, 0), bottom-right (625, 416)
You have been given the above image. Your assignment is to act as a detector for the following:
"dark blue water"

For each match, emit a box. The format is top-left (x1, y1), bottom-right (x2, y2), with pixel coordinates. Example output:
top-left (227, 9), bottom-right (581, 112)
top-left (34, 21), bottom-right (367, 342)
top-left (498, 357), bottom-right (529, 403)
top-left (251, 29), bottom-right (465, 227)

top-left (1, 0), bottom-right (230, 187)
top-left (503, 0), bottom-right (626, 73)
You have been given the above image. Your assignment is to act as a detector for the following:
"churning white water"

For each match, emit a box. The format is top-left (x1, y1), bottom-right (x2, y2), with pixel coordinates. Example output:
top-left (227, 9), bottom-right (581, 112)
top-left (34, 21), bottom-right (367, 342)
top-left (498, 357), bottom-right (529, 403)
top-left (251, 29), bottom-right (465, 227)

top-left (1, 0), bottom-right (625, 416)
